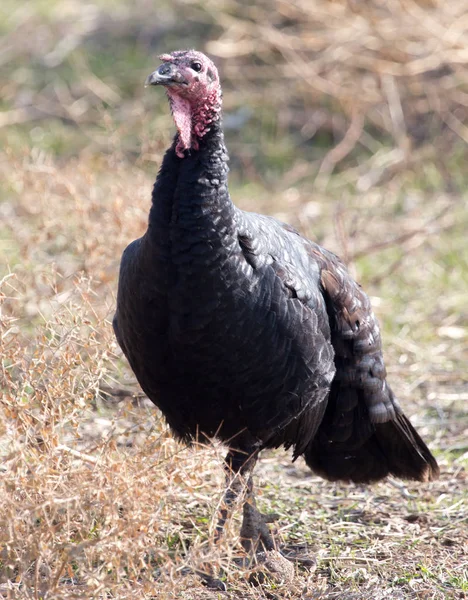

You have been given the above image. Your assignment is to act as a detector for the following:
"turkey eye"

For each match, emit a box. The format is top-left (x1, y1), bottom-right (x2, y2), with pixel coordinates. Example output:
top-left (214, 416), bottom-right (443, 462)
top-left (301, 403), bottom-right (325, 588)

top-left (191, 61), bottom-right (202, 72)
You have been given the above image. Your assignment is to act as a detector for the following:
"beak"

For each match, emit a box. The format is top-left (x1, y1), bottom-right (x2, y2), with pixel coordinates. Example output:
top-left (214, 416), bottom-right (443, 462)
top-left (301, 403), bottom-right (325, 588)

top-left (145, 63), bottom-right (188, 87)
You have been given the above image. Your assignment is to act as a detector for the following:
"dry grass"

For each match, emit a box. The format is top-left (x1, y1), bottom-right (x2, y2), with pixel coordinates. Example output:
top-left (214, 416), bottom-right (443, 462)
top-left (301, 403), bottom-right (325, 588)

top-left (208, 0), bottom-right (468, 170)
top-left (1, 0), bottom-right (468, 598)
top-left (2, 0), bottom-right (468, 173)
top-left (1, 147), bottom-right (467, 599)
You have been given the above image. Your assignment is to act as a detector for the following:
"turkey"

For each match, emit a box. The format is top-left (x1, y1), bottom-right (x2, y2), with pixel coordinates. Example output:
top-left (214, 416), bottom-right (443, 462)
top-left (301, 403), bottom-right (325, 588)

top-left (113, 49), bottom-right (439, 564)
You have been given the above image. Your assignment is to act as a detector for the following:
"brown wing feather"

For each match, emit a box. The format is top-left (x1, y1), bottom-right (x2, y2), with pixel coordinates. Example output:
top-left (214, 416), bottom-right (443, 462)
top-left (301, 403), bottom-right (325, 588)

top-left (303, 246), bottom-right (439, 483)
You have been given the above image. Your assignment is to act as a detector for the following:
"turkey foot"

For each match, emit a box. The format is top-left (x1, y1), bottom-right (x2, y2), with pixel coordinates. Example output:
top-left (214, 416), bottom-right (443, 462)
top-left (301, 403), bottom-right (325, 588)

top-left (240, 497), bottom-right (277, 553)
top-left (240, 500), bottom-right (315, 569)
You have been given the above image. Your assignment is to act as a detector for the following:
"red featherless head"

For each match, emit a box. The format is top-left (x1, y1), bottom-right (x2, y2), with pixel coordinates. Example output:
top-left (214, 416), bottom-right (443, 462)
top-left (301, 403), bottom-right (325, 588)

top-left (146, 50), bottom-right (222, 157)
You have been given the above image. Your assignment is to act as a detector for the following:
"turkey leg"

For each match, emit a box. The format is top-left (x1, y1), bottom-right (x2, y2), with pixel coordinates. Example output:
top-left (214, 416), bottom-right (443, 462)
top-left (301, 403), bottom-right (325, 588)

top-left (215, 447), bottom-right (258, 542)
top-left (215, 446), bottom-right (277, 552)
top-left (240, 473), bottom-right (276, 552)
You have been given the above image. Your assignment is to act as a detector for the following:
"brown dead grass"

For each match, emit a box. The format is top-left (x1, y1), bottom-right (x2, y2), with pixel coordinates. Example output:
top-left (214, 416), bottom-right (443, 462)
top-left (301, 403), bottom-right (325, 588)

top-left (209, 0), bottom-right (468, 157)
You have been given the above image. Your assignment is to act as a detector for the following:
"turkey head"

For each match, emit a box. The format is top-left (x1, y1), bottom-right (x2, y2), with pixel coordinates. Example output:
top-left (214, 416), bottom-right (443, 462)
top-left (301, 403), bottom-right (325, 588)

top-left (146, 49), bottom-right (222, 157)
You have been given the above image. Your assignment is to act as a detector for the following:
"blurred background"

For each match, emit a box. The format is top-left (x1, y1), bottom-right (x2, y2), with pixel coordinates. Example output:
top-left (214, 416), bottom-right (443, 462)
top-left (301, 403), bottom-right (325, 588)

top-left (3, 0), bottom-right (468, 182)
top-left (1, 1), bottom-right (467, 598)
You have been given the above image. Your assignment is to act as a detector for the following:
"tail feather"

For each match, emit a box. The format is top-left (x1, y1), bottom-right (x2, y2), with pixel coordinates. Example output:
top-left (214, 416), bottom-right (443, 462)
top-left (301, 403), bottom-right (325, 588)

top-left (303, 413), bottom-right (439, 484)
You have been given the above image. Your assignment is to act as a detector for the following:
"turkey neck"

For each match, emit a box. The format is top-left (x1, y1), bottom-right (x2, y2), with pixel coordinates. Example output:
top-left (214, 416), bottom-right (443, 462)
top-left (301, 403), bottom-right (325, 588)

top-left (147, 118), bottom-right (237, 265)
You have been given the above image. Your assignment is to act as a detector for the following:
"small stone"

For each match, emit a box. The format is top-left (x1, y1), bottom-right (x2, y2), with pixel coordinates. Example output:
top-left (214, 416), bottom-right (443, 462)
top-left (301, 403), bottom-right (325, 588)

top-left (248, 550), bottom-right (295, 586)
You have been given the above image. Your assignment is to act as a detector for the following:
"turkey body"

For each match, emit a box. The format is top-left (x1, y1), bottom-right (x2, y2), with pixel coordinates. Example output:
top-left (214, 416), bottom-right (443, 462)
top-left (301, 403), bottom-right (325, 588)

top-left (114, 121), bottom-right (438, 485)
top-left (115, 129), bottom-right (333, 451)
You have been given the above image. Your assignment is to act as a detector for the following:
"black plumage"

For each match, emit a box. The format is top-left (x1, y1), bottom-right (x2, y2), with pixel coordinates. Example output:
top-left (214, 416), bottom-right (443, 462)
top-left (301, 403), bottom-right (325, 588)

top-left (113, 50), bottom-right (438, 557)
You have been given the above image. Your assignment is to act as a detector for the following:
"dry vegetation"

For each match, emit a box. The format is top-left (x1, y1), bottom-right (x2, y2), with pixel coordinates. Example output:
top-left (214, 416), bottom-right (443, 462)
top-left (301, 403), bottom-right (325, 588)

top-left (1, 0), bottom-right (468, 598)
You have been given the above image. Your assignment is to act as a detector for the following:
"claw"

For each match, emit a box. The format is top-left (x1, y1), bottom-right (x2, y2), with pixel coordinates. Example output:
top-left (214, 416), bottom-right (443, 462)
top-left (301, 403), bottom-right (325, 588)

top-left (199, 573), bottom-right (227, 591)
top-left (262, 512), bottom-right (280, 523)
top-left (280, 547), bottom-right (316, 570)
top-left (180, 567), bottom-right (227, 591)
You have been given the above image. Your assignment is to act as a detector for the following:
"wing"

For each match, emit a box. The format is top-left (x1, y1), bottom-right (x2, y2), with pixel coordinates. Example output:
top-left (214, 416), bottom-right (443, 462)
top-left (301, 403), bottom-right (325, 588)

top-left (234, 212), bottom-right (336, 453)
top-left (239, 213), bottom-right (437, 483)
top-left (303, 243), bottom-right (438, 483)
top-left (318, 249), bottom-right (399, 428)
